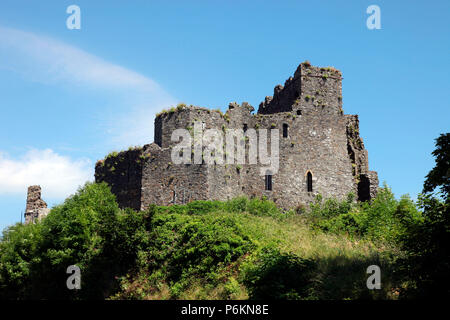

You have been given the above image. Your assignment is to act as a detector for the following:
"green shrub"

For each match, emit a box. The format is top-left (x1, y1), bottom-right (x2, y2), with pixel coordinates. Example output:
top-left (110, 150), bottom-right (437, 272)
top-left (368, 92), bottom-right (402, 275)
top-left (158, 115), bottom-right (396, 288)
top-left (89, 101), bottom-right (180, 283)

top-left (145, 213), bottom-right (254, 297)
top-left (241, 247), bottom-right (315, 299)
top-left (0, 182), bottom-right (153, 299)
top-left (307, 187), bottom-right (421, 244)
top-left (308, 193), bottom-right (353, 221)
top-left (0, 222), bottom-right (44, 298)
top-left (395, 194), bottom-right (449, 298)
top-left (246, 197), bottom-right (280, 217)
top-left (224, 197), bottom-right (248, 213)
top-left (186, 200), bottom-right (223, 215)
top-left (224, 277), bottom-right (241, 299)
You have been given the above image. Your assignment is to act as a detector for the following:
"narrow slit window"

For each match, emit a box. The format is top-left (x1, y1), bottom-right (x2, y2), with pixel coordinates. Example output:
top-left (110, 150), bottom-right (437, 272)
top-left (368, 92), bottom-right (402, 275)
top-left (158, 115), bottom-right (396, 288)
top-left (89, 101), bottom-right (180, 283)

top-left (243, 124), bottom-right (248, 132)
top-left (283, 123), bottom-right (289, 138)
top-left (307, 172), bottom-right (313, 192)
top-left (265, 174), bottom-right (273, 191)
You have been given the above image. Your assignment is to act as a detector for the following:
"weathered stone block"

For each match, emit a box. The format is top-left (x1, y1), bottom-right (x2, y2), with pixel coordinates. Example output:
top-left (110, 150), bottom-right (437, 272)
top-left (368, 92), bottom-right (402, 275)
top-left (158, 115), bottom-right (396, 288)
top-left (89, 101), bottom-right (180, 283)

top-left (24, 185), bottom-right (49, 224)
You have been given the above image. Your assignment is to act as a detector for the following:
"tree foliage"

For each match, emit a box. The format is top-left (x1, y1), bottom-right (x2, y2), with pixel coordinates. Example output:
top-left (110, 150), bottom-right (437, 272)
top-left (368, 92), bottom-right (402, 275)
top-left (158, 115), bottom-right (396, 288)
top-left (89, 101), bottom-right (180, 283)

top-left (396, 133), bottom-right (450, 298)
top-left (0, 182), bottom-right (153, 299)
top-left (423, 133), bottom-right (450, 200)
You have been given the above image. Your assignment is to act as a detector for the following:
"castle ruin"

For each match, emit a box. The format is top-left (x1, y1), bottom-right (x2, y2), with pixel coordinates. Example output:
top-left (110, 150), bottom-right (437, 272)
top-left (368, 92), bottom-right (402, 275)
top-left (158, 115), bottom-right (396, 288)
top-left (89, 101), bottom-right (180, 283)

top-left (24, 185), bottom-right (50, 224)
top-left (95, 62), bottom-right (378, 210)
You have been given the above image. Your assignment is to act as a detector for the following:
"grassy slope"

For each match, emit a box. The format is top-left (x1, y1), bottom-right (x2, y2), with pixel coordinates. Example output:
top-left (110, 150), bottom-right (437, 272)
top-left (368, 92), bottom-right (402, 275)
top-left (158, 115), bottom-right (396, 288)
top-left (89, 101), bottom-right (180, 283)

top-left (112, 210), bottom-right (397, 300)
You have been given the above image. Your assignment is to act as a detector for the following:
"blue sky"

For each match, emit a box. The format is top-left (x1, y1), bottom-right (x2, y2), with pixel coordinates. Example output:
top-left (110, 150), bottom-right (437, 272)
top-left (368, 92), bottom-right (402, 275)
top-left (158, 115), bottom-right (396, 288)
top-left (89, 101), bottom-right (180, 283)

top-left (0, 0), bottom-right (449, 230)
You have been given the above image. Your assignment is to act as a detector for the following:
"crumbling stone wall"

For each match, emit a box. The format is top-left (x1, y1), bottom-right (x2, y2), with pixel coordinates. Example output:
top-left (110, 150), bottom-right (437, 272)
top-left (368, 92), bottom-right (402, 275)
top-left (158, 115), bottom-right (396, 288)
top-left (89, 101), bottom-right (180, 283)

top-left (259, 63), bottom-right (343, 117)
top-left (25, 185), bottom-right (50, 224)
top-left (95, 62), bottom-right (378, 211)
top-left (345, 114), bottom-right (379, 201)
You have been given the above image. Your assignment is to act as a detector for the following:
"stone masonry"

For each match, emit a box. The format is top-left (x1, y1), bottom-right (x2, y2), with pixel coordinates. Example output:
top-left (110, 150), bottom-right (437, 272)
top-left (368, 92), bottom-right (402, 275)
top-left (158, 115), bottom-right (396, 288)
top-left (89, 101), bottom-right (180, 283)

top-left (95, 62), bottom-right (379, 211)
top-left (24, 185), bottom-right (50, 224)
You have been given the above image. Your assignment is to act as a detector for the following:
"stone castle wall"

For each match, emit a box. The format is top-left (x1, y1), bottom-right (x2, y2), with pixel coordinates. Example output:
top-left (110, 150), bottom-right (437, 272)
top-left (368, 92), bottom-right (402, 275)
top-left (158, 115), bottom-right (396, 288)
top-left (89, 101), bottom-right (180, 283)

top-left (140, 143), bottom-right (210, 209)
top-left (95, 62), bottom-right (379, 211)
top-left (24, 185), bottom-right (50, 224)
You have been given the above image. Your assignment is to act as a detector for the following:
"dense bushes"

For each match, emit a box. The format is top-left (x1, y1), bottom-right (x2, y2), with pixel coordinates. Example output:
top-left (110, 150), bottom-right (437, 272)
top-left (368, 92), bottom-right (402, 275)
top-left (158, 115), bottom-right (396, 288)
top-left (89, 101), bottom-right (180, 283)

top-left (306, 186), bottom-right (422, 244)
top-left (0, 222), bottom-right (43, 298)
top-left (394, 133), bottom-right (449, 299)
top-left (305, 133), bottom-right (450, 299)
top-left (396, 194), bottom-right (449, 298)
top-left (0, 186), bottom-right (295, 300)
top-left (143, 212), bottom-right (254, 298)
top-left (156, 196), bottom-right (289, 219)
top-left (0, 182), bottom-right (153, 299)
top-left (241, 247), bottom-right (316, 299)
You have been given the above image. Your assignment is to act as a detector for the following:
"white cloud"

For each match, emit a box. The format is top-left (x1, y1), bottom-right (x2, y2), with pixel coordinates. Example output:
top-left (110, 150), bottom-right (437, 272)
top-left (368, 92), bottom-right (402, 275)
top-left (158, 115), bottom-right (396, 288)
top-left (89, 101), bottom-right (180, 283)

top-left (0, 26), bottom-right (177, 147)
top-left (0, 149), bottom-right (92, 199)
top-left (0, 26), bottom-right (169, 96)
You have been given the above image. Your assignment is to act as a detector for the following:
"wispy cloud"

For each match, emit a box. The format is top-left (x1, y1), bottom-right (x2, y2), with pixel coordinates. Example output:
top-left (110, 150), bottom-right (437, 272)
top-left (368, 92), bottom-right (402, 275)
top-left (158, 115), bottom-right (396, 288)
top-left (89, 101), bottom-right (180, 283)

top-left (0, 26), bottom-right (177, 147)
top-left (0, 149), bottom-right (92, 198)
top-left (0, 26), bottom-right (170, 96)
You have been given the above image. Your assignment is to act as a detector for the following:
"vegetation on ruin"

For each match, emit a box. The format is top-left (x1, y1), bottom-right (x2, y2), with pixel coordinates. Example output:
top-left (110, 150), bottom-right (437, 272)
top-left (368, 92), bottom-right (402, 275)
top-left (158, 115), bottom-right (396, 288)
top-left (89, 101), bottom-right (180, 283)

top-left (106, 151), bottom-right (119, 159)
top-left (156, 103), bottom-right (187, 117)
top-left (0, 134), bottom-right (448, 300)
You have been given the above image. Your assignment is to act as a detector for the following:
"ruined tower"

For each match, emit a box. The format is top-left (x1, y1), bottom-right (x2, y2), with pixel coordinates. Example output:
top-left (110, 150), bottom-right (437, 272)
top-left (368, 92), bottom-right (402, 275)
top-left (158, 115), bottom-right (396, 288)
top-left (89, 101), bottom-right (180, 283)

top-left (95, 62), bottom-right (379, 210)
top-left (24, 185), bottom-right (50, 224)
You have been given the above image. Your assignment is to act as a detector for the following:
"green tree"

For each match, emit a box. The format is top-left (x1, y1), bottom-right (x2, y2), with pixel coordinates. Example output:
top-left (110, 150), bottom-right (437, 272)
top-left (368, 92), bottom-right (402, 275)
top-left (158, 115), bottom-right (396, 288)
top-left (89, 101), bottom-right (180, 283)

top-left (423, 133), bottom-right (450, 201)
top-left (398, 133), bottom-right (449, 299)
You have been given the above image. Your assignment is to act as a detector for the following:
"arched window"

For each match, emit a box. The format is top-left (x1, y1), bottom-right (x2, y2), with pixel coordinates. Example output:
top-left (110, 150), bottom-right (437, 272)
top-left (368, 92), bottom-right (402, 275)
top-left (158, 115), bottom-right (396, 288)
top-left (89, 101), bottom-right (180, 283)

top-left (307, 172), bottom-right (313, 192)
top-left (283, 123), bottom-right (289, 138)
top-left (243, 123), bottom-right (248, 132)
top-left (265, 173), bottom-right (273, 191)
